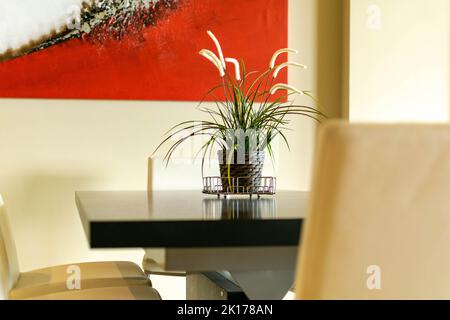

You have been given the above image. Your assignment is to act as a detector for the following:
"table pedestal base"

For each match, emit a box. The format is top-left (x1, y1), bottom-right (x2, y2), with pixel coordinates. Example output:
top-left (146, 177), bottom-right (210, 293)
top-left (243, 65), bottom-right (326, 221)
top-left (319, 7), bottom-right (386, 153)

top-left (229, 270), bottom-right (294, 300)
top-left (164, 247), bottom-right (298, 300)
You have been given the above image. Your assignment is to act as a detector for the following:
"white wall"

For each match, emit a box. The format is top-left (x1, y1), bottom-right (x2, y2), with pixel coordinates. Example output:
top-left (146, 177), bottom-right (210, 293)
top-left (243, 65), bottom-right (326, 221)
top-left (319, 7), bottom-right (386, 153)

top-left (348, 0), bottom-right (450, 123)
top-left (0, 0), bottom-right (343, 299)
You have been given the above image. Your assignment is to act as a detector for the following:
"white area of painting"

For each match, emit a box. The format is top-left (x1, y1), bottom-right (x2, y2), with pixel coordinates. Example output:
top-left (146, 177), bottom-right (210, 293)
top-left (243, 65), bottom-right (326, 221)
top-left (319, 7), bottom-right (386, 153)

top-left (0, 0), bottom-right (85, 53)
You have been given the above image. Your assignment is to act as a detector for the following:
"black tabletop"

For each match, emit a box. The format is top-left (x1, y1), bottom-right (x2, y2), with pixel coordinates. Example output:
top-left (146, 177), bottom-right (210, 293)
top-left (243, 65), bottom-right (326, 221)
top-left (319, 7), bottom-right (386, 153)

top-left (76, 191), bottom-right (307, 248)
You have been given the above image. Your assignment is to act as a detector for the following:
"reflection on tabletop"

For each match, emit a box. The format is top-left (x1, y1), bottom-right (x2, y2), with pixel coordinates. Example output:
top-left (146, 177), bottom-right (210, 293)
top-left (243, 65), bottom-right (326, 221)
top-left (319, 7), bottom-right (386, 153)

top-left (202, 198), bottom-right (277, 220)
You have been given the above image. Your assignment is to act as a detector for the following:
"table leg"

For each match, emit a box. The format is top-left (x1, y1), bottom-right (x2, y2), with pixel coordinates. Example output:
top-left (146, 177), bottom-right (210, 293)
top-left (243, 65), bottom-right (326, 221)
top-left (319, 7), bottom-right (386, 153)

top-left (229, 270), bottom-right (294, 300)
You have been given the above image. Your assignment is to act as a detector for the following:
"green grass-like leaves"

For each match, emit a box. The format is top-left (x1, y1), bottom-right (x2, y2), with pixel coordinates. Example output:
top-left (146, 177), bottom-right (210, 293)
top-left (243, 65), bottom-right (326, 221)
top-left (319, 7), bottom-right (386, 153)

top-left (154, 63), bottom-right (326, 170)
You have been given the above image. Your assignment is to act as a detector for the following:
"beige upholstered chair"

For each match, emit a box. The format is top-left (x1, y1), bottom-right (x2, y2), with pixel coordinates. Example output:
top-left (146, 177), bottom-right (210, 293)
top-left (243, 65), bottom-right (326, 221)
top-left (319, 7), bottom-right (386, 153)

top-left (25, 285), bottom-right (160, 300)
top-left (142, 157), bottom-right (205, 277)
top-left (0, 195), bottom-right (160, 300)
top-left (295, 122), bottom-right (450, 299)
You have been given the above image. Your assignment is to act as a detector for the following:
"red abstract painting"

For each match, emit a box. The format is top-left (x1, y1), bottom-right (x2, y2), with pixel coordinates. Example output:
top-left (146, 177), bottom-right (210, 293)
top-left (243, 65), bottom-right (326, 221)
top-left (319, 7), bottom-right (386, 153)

top-left (0, 0), bottom-right (288, 101)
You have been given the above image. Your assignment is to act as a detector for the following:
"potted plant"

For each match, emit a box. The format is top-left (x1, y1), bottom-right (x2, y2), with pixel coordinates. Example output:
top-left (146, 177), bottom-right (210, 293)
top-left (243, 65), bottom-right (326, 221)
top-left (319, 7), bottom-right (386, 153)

top-left (155, 31), bottom-right (325, 193)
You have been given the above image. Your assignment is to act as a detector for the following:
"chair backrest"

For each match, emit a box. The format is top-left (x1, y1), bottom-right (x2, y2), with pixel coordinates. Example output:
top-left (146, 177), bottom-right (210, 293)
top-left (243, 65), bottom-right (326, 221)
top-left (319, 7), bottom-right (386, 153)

top-left (296, 122), bottom-right (450, 299)
top-left (148, 157), bottom-right (216, 191)
top-left (0, 195), bottom-right (20, 300)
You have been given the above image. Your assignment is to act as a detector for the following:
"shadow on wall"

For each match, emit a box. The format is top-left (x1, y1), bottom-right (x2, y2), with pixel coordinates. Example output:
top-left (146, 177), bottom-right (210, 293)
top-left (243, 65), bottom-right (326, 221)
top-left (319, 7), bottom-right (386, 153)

top-left (1, 173), bottom-right (144, 272)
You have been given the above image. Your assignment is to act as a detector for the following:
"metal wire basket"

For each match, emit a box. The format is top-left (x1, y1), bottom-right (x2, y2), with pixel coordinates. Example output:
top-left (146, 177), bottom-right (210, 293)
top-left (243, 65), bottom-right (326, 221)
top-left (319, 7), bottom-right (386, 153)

top-left (203, 176), bottom-right (277, 198)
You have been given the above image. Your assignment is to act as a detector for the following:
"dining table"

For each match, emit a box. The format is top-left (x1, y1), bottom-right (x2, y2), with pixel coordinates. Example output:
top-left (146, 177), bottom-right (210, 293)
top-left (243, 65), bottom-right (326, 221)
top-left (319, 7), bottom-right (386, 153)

top-left (75, 190), bottom-right (307, 300)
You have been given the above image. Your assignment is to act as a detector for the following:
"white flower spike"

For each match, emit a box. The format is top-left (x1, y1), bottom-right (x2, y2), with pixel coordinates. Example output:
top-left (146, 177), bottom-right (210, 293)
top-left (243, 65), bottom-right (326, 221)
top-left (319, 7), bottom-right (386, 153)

top-left (273, 62), bottom-right (307, 78)
top-left (207, 30), bottom-right (226, 69)
top-left (270, 83), bottom-right (305, 95)
top-left (269, 48), bottom-right (299, 69)
top-left (225, 58), bottom-right (241, 81)
top-left (199, 49), bottom-right (225, 77)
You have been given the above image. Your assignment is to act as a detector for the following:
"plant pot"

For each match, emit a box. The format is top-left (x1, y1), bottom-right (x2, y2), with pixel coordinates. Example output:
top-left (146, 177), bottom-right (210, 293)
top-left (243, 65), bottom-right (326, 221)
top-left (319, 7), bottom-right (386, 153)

top-left (218, 150), bottom-right (265, 193)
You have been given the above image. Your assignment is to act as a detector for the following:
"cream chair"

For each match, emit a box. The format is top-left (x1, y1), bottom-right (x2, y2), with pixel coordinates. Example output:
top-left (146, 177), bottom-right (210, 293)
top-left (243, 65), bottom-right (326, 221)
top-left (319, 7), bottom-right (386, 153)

top-left (142, 157), bottom-right (205, 277)
top-left (0, 195), bottom-right (160, 300)
top-left (296, 122), bottom-right (450, 299)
